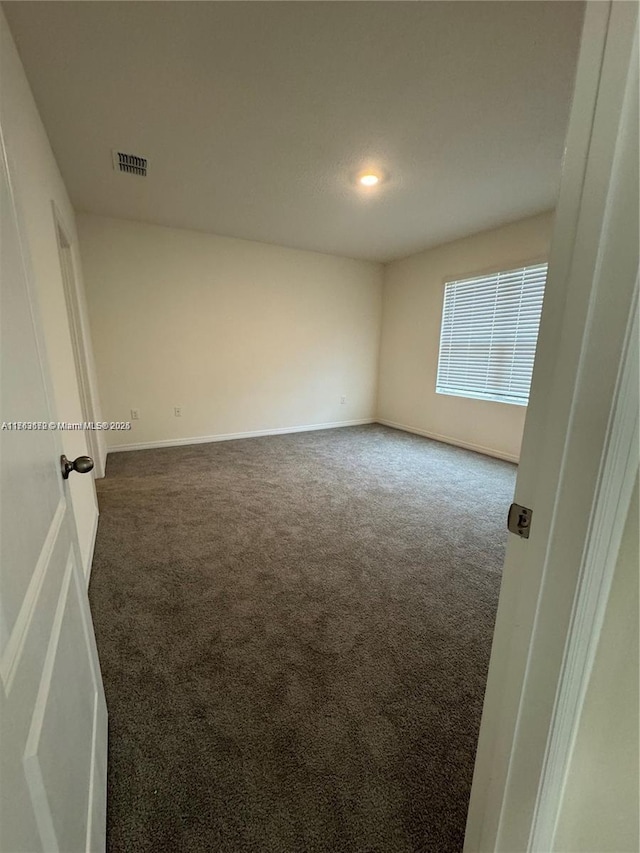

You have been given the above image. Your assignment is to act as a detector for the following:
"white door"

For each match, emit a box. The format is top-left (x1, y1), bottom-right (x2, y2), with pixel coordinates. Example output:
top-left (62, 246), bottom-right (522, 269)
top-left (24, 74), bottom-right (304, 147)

top-left (465, 1), bottom-right (639, 849)
top-left (0, 120), bottom-right (107, 851)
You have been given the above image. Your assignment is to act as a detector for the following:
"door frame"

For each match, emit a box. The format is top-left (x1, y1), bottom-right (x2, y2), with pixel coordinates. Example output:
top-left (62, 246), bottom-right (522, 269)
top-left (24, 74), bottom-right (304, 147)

top-left (52, 202), bottom-right (105, 479)
top-left (530, 281), bottom-right (638, 849)
top-left (464, 2), bottom-right (639, 850)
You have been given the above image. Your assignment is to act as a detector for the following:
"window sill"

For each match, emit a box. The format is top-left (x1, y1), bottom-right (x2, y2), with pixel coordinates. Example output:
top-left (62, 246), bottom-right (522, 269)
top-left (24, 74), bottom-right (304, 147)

top-left (435, 389), bottom-right (529, 407)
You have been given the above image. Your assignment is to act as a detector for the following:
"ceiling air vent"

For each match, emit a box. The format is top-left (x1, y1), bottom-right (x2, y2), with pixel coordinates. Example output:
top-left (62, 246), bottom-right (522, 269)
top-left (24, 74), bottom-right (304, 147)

top-left (112, 150), bottom-right (148, 177)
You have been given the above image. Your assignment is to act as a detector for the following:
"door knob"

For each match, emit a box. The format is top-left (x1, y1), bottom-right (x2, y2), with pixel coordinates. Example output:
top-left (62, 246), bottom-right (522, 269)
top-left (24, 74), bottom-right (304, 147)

top-left (60, 454), bottom-right (94, 479)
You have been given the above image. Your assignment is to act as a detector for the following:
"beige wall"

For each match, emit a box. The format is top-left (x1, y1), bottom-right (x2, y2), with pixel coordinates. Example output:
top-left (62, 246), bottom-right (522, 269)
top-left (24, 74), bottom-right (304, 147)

top-left (77, 213), bottom-right (383, 449)
top-left (377, 211), bottom-right (554, 462)
top-left (554, 476), bottom-right (639, 853)
top-left (1, 12), bottom-right (103, 572)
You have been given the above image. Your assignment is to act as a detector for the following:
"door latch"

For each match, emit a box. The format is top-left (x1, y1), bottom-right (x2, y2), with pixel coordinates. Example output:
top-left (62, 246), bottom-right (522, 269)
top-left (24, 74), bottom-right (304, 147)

top-left (507, 503), bottom-right (533, 539)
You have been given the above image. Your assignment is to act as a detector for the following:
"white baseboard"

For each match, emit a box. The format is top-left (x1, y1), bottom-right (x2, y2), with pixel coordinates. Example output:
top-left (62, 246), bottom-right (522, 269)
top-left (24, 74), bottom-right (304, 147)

top-left (375, 418), bottom-right (519, 464)
top-left (108, 418), bottom-right (375, 453)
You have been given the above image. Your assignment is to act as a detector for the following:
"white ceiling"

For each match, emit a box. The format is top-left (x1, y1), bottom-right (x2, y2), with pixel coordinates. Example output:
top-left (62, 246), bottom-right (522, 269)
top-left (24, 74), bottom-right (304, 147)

top-left (4, 1), bottom-right (583, 262)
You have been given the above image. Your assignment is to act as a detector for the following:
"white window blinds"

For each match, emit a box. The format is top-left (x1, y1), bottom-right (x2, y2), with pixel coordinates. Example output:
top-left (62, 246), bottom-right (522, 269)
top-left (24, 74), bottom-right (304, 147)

top-left (436, 262), bottom-right (547, 406)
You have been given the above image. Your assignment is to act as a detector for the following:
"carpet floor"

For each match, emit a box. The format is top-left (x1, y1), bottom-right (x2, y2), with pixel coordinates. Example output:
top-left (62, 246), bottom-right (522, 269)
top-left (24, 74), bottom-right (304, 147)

top-left (88, 424), bottom-right (516, 853)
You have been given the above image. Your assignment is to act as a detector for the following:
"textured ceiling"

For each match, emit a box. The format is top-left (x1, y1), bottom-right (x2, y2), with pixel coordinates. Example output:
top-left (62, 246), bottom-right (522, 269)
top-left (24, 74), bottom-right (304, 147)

top-left (4, 1), bottom-right (583, 262)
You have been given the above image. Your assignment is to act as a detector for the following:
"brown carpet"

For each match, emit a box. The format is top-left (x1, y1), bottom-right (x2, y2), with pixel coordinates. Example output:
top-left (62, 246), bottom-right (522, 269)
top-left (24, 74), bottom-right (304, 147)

top-left (88, 424), bottom-right (515, 853)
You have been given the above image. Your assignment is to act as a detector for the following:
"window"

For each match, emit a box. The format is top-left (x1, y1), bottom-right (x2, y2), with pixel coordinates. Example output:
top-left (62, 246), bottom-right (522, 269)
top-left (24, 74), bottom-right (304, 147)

top-left (436, 262), bottom-right (547, 406)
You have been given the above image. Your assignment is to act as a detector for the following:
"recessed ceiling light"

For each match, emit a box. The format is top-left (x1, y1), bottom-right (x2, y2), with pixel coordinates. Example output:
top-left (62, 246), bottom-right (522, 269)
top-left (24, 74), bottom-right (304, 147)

top-left (359, 173), bottom-right (380, 187)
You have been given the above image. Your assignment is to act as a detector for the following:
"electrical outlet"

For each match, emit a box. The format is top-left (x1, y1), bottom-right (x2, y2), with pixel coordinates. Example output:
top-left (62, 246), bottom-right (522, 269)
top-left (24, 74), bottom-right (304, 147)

top-left (130, 408), bottom-right (140, 420)
top-left (340, 395), bottom-right (347, 404)
top-left (174, 407), bottom-right (182, 417)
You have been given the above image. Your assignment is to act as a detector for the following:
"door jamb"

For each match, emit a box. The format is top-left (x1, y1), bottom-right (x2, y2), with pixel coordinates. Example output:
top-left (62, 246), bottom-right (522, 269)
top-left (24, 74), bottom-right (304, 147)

top-left (52, 203), bottom-right (104, 479)
top-left (530, 277), bottom-right (638, 849)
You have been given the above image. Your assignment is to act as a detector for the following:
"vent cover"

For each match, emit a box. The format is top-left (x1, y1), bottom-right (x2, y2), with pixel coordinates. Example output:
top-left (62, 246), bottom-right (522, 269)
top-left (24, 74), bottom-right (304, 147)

top-left (112, 150), bottom-right (147, 176)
